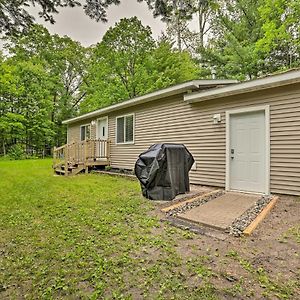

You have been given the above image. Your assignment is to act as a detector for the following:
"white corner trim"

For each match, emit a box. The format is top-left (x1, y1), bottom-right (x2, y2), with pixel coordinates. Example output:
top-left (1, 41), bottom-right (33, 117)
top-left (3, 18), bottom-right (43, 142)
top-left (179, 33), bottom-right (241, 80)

top-left (225, 111), bottom-right (230, 192)
top-left (66, 124), bottom-right (69, 144)
top-left (225, 105), bottom-right (270, 195)
top-left (265, 106), bottom-right (271, 195)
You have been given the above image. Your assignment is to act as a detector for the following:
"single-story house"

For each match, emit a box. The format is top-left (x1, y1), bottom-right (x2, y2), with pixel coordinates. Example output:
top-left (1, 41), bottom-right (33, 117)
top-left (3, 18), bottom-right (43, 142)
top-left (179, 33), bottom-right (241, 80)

top-left (60, 69), bottom-right (300, 196)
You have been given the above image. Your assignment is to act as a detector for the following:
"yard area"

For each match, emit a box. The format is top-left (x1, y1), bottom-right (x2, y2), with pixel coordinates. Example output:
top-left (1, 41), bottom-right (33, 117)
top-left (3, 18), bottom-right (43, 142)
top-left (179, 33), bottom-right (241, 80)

top-left (0, 159), bottom-right (299, 299)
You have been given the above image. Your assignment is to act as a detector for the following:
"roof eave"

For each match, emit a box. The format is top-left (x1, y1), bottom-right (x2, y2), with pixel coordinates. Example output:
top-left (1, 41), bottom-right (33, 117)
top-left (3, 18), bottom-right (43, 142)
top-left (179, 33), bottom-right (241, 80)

top-left (184, 71), bottom-right (300, 103)
top-left (62, 79), bottom-right (237, 125)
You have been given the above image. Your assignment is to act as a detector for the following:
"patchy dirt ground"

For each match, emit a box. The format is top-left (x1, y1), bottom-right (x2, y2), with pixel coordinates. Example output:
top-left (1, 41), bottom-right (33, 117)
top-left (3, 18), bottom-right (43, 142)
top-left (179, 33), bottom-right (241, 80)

top-left (154, 193), bottom-right (300, 299)
top-left (1, 161), bottom-right (299, 299)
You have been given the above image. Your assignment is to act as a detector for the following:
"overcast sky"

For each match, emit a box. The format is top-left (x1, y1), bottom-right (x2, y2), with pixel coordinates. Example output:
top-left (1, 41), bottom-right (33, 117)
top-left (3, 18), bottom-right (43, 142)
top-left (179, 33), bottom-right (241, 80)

top-left (31, 1), bottom-right (167, 47)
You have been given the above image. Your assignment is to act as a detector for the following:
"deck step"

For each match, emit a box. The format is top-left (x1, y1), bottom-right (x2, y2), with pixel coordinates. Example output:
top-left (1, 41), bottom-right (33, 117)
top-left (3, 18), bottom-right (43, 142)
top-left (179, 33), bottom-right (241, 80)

top-left (61, 165), bottom-right (77, 170)
top-left (54, 164), bottom-right (86, 176)
top-left (53, 160), bottom-right (108, 176)
top-left (55, 169), bottom-right (66, 175)
top-left (71, 165), bottom-right (85, 175)
top-left (53, 139), bottom-right (110, 176)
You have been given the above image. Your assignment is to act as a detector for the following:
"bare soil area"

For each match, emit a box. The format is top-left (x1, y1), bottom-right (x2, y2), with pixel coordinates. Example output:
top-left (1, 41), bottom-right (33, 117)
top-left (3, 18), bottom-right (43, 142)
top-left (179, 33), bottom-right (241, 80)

top-left (1, 160), bottom-right (299, 299)
top-left (155, 193), bottom-right (300, 299)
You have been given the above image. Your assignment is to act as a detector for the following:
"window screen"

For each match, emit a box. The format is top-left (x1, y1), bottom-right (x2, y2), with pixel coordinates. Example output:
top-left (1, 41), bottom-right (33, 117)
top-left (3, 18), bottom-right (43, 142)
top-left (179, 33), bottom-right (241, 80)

top-left (86, 125), bottom-right (91, 139)
top-left (125, 115), bottom-right (134, 142)
top-left (116, 114), bottom-right (134, 143)
top-left (80, 126), bottom-right (86, 141)
top-left (117, 117), bottom-right (125, 143)
top-left (80, 125), bottom-right (91, 141)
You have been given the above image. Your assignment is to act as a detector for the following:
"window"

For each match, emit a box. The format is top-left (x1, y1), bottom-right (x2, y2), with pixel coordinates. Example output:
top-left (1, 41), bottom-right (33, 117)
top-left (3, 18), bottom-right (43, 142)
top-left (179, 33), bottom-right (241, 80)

top-left (80, 124), bottom-right (91, 141)
top-left (116, 114), bottom-right (134, 144)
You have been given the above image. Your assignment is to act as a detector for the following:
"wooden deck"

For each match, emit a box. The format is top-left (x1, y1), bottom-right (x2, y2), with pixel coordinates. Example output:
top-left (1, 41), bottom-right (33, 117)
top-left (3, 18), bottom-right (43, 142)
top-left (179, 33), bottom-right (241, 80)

top-left (53, 139), bottom-right (110, 176)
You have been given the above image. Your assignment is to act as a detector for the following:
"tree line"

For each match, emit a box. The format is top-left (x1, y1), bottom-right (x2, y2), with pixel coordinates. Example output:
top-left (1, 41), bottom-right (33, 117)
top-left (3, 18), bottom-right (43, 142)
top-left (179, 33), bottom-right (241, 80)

top-left (0, 18), bottom-right (199, 157)
top-left (1, 0), bottom-right (300, 158)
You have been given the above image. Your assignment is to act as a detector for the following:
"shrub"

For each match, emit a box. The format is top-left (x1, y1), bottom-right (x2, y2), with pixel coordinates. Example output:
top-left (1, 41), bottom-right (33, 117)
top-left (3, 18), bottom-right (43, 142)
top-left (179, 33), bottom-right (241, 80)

top-left (8, 144), bottom-right (26, 160)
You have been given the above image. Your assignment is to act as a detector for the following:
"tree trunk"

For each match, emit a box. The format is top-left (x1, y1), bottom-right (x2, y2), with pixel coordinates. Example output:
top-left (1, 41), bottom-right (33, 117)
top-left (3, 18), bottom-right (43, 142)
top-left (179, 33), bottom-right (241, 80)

top-left (177, 15), bottom-right (182, 52)
top-left (2, 140), bottom-right (6, 156)
top-left (198, 5), bottom-right (204, 48)
top-left (51, 93), bottom-right (57, 122)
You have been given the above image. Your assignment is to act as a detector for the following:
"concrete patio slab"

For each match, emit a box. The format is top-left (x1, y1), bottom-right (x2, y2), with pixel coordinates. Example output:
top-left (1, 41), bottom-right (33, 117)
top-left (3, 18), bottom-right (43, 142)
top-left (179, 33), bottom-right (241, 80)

top-left (177, 192), bottom-right (260, 230)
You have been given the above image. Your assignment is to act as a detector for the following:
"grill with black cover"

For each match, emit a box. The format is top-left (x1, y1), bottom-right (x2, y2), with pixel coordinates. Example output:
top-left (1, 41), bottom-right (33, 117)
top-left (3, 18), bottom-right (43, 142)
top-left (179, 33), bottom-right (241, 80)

top-left (135, 143), bottom-right (194, 200)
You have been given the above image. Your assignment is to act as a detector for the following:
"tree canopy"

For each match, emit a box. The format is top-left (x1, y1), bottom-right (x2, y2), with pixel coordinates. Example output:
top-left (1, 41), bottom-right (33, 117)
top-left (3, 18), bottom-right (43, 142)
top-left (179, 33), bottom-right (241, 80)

top-left (0, 18), bottom-right (199, 156)
top-left (256, 0), bottom-right (300, 72)
top-left (1, 2), bottom-right (300, 157)
top-left (194, 0), bottom-right (300, 80)
top-left (0, 0), bottom-right (122, 36)
top-left (1, 0), bottom-right (193, 36)
top-left (1, 24), bottom-right (87, 155)
top-left (80, 17), bottom-right (199, 113)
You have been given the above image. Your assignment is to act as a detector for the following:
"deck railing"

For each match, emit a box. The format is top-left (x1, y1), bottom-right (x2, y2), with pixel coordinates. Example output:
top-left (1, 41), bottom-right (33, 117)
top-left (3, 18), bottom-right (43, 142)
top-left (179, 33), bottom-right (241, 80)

top-left (53, 139), bottom-right (110, 170)
top-left (53, 144), bottom-right (67, 169)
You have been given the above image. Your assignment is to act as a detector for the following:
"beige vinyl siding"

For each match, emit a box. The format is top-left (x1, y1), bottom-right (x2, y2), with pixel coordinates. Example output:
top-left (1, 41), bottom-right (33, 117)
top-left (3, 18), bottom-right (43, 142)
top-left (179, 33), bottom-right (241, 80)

top-left (108, 95), bottom-right (226, 187)
top-left (68, 124), bottom-right (80, 143)
top-left (108, 85), bottom-right (300, 195)
top-left (68, 118), bottom-right (97, 143)
top-left (67, 83), bottom-right (300, 195)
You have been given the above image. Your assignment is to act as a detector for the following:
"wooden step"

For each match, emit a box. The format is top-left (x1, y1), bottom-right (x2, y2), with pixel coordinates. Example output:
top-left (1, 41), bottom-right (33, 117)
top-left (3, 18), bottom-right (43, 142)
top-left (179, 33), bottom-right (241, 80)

top-left (54, 161), bottom-right (106, 176)
top-left (55, 164), bottom-right (85, 176)
top-left (55, 169), bottom-right (66, 175)
top-left (68, 166), bottom-right (77, 170)
top-left (61, 165), bottom-right (76, 171)
top-left (71, 165), bottom-right (85, 175)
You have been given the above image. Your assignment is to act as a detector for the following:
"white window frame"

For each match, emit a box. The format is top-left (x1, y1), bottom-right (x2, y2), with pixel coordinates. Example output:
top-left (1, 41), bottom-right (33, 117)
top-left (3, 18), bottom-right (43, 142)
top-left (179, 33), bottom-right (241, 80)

top-left (225, 105), bottom-right (270, 195)
top-left (115, 113), bottom-right (135, 145)
top-left (80, 123), bottom-right (91, 141)
top-left (96, 116), bottom-right (109, 140)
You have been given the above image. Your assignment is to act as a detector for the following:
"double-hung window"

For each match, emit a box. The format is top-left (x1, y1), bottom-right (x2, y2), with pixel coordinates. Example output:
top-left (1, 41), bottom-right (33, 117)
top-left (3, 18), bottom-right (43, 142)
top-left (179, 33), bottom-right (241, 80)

top-left (80, 124), bottom-right (91, 141)
top-left (116, 114), bottom-right (134, 144)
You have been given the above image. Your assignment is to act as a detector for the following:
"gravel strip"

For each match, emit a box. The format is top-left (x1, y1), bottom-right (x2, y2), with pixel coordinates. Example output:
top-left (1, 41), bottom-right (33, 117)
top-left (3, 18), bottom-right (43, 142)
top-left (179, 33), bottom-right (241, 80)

top-left (166, 190), bottom-right (225, 217)
top-left (165, 190), bottom-right (274, 238)
top-left (228, 195), bottom-right (273, 236)
top-left (162, 217), bottom-right (227, 241)
top-left (166, 191), bottom-right (273, 237)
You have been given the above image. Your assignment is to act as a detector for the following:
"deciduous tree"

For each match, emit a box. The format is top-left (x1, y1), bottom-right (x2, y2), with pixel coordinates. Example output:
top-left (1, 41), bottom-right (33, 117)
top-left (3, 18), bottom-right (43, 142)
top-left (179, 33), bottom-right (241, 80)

top-left (80, 17), bottom-right (199, 113)
top-left (0, 0), bottom-right (121, 36)
top-left (256, 0), bottom-right (300, 72)
top-left (80, 17), bottom-right (155, 112)
top-left (6, 25), bottom-right (87, 145)
top-left (0, 57), bottom-right (54, 155)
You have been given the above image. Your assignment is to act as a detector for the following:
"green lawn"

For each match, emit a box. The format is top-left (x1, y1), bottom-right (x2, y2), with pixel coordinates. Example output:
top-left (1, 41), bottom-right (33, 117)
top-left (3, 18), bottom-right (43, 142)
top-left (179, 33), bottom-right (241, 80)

top-left (0, 159), bottom-right (299, 299)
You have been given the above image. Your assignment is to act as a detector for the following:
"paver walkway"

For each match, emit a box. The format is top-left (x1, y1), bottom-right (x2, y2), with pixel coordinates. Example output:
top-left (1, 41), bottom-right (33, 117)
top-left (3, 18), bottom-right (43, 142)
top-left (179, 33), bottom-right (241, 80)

top-left (177, 192), bottom-right (260, 230)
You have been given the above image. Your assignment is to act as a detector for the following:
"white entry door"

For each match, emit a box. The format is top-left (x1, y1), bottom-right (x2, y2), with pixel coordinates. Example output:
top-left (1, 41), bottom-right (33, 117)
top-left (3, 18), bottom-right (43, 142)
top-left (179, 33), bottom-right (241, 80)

top-left (229, 110), bottom-right (266, 193)
top-left (97, 117), bottom-right (108, 158)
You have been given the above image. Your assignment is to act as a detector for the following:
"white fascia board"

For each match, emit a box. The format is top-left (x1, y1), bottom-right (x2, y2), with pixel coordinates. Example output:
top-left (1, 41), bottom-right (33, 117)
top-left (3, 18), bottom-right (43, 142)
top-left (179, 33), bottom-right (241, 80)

top-left (184, 69), bottom-right (300, 103)
top-left (62, 79), bottom-right (236, 125)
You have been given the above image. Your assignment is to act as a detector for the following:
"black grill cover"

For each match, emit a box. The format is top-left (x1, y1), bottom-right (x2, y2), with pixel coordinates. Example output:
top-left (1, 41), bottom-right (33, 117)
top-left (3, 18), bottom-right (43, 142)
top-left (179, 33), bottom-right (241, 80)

top-left (134, 143), bottom-right (195, 200)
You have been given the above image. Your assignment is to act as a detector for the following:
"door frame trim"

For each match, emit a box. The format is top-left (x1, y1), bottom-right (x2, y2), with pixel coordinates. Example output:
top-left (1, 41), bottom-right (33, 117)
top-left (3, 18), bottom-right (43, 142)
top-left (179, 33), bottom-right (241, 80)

top-left (96, 116), bottom-right (109, 140)
top-left (225, 105), bottom-right (270, 195)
